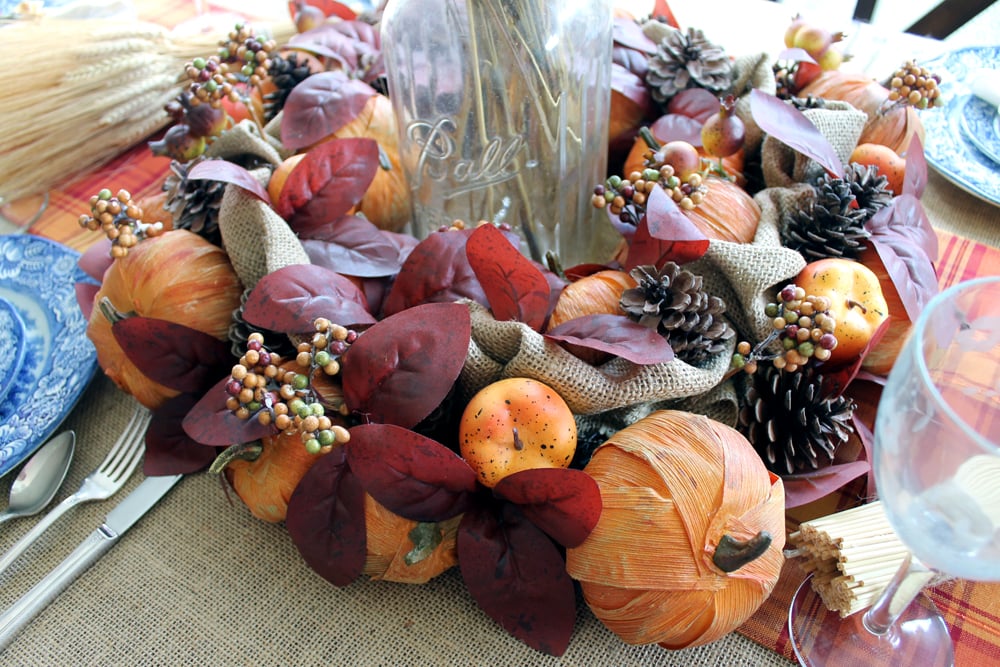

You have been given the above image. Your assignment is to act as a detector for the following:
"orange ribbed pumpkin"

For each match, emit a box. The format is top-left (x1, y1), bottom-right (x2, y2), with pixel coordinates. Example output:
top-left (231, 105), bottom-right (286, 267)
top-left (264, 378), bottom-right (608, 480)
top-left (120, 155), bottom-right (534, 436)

top-left (547, 270), bottom-right (637, 329)
top-left (363, 494), bottom-right (461, 584)
top-left (86, 230), bottom-right (243, 409)
top-left (566, 410), bottom-right (786, 649)
top-left (683, 176), bottom-right (760, 244)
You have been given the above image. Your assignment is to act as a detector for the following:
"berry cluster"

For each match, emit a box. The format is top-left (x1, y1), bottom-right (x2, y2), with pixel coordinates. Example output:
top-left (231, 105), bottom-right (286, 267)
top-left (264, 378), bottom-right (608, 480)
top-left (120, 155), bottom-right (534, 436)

top-left (227, 319), bottom-right (357, 454)
top-left (885, 60), bottom-right (941, 110)
top-left (730, 284), bottom-right (839, 375)
top-left (217, 23), bottom-right (276, 88)
top-left (183, 56), bottom-right (237, 109)
top-left (78, 189), bottom-right (165, 258)
top-left (592, 165), bottom-right (708, 227)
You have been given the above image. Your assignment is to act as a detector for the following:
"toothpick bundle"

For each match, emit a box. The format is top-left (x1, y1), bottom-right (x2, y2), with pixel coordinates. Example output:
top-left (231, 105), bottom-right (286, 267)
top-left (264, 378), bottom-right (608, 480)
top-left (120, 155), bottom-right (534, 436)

top-left (0, 16), bottom-right (295, 202)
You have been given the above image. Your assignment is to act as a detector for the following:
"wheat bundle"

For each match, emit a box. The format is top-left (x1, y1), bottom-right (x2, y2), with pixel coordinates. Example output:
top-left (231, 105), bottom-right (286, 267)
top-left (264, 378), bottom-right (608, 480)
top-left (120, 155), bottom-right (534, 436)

top-left (0, 16), bottom-right (295, 202)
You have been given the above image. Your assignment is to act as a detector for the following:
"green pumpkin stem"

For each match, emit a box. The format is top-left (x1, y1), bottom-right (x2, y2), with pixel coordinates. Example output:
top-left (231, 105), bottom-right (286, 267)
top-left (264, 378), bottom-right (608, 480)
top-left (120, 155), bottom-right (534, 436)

top-left (713, 531), bottom-right (773, 572)
top-left (209, 441), bottom-right (264, 474)
top-left (639, 126), bottom-right (662, 151)
top-left (98, 296), bottom-right (137, 324)
top-left (404, 522), bottom-right (445, 566)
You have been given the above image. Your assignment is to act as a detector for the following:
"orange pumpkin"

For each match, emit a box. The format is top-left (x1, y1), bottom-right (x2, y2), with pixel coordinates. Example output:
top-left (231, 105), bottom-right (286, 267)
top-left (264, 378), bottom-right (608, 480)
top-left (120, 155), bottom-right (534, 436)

top-left (86, 230), bottom-right (244, 409)
top-left (683, 176), bottom-right (760, 244)
top-left (800, 70), bottom-right (925, 154)
top-left (623, 133), bottom-right (744, 188)
top-left (547, 269), bottom-right (636, 329)
top-left (857, 247), bottom-right (910, 375)
top-left (566, 410), bottom-right (785, 649)
top-left (363, 494), bottom-right (461, 584)
top-left (219, 431), bottom-right (323, 523)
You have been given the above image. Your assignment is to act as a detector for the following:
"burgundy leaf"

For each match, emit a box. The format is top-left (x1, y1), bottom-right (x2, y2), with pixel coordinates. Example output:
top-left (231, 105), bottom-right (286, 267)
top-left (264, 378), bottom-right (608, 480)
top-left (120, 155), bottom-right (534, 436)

top-left (342, 302), bottom-right (470, 428)
top-left (280, 72), bottom-right (378, 151)
top-left (626, 186), bottom-right (710, 270)
top-left (287, 19), bottom-right (381, 72)
top-left (866, 195), bottom-right (939, 320)
top-left (458, 504), bottom-right (576, 656)
top-left (666, 87), bottom-right (722, 124)
top-left (749, 89), bottom-right (844, 178)
top-left (544, 314), bottom-right (674, 365)
top-left (346, 423), bottom-right (477, 522)
top-left (243, 263), bottom-right (375, 332)
top-left (276, 138), bottom-right (380, 235)
top-left (493, 468), bottom-right (602, 548)
top-left (613, 45), bottom-right (650, 78)
top-left (381, 229), bottom-right (489, 316)
top-left (821, 317), bottom-right (892, 395)
top-left (188, 158), bottom-right (270, 203)
top-left (649, 113), bottom-right (704, 146)
top-left (300, 215), bottom-right (408, 277)
top-left (610, 64), bottom-right (653, 113)
top-left (902, 132), bottom-right (928, 198)
top-left (783, 460), bottom-right (870, 508)
top-left (286, 0), bottom-right (357, 21)
top-left (182, 377), bottom-right (274, 446)
top-left (285, 445), bottom-right (367, 586)
top-left (466, 224), bottom-right (550, 331)
top-left (75, 282), bottom-right (99, 322)
top-left (612, 17), bottom-right (657, 54)
top-left (145, 393), bottom-right (218, 475)
top-left (78, 239), bottom-right (113, 282)
top-left (776, 47), bottom-right (818, 64)
top-left (111, 317), bottom-right (232, 394)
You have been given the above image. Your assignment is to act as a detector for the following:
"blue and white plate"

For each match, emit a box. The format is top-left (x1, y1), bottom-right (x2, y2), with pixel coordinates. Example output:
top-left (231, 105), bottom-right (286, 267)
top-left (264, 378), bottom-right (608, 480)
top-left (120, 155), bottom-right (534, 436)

top-left (960, 94), bottom-right (1000, 166)
top-left (0, 298), bottom-right (28, 405)
top-left (0, 235), bottom-right (98, 478)
top-left (919, 46), bottom-right (1000, 208)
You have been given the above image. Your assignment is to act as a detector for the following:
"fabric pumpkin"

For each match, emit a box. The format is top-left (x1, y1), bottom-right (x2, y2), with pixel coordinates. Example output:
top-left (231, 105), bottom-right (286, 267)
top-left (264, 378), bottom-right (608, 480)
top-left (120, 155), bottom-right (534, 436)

top-left (363, 494), bottom-right (461, 584)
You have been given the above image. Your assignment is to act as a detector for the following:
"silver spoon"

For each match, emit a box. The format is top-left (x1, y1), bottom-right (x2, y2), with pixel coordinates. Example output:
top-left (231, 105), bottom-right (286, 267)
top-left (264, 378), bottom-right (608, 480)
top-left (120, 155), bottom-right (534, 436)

top-left (0, 432), bottom-right (75, 525)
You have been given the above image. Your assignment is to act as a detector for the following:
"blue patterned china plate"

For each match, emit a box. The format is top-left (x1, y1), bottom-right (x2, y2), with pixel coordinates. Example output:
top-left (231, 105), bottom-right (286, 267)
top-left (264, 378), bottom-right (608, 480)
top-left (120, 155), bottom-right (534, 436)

top-left (920, 46), bottom-right (1000, 208)
top-left (0, 235), bottom-right (98, 478)
top-left (0, 298), bottom-right (28, 406)
top-left (960, 94), bottom-right (1000, 166)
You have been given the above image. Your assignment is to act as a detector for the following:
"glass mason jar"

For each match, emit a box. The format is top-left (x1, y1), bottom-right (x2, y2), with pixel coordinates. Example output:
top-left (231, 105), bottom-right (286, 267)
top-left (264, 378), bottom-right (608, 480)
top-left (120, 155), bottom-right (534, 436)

top-left (380, 0), bottom-right (618, 268)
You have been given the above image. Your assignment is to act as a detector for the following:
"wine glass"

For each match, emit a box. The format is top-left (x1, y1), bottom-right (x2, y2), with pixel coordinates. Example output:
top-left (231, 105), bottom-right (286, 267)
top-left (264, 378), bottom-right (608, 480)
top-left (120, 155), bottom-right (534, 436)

top-left (789, 275), bottom-right (1000, 666)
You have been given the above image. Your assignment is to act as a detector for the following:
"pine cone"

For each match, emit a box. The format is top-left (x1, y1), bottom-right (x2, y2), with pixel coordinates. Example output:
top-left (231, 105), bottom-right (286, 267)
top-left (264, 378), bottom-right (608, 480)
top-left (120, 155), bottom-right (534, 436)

top-left (162, 157), bottom-right (225, 246)
top-left (646, 27), bottom-right (732, 104)
top-left (738, 365), bottom-right (856, 475)
top-left (781, 174), bottom-right (871, 260)
top-left (264, 53), bottom-right (316, 122)
top-left (838, 162), bottom-right (893, 218)
top-left (621, 263), bottom-right (734, 363)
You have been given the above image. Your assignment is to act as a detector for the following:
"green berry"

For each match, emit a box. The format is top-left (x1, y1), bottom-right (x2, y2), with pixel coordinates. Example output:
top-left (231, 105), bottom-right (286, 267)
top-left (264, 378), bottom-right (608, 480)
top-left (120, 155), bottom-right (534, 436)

top-left (98, 188), bottom-right (112, 200)
top-left (292, 373), bottom-right (309, 391)
top-left (304, 438), bottom-right (321, 454)
top-left (193, 57), bottom-right (206, 69)
top-left (310, 403), bottom-right (324, 416)
top-left (318, 429), bottom-right (336, 446)
top-left (314, 350), bottom-right (332, 366)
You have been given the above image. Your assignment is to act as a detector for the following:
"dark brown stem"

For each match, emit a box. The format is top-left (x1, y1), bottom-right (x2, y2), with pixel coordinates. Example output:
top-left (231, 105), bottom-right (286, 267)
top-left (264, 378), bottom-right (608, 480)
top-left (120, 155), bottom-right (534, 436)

top-left (512, 427), bottom-right (525, 451)
top-left (209, 441), bottom-right (264, 475)
top-left (98, 296), bottom-right (136, 324)
top-left (713, 531), bottom-right (773, 572)
top-left (847, 298), bottom-right (868, 314)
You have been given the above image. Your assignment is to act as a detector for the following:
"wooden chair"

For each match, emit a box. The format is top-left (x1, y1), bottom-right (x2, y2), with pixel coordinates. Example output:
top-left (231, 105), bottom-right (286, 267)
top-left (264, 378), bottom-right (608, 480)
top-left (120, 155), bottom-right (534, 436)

top-left (853, 0), bottom-right (997, 39)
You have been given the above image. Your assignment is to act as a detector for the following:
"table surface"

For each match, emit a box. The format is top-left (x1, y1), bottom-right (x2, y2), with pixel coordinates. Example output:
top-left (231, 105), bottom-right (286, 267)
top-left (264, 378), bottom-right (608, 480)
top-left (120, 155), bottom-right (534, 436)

top-left (1, 1), bottom-right (998, 665)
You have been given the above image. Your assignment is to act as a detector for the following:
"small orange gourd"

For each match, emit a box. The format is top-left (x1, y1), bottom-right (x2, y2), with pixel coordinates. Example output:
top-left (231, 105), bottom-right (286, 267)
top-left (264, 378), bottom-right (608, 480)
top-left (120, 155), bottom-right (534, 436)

top-left (547, 270), bottom-right (637, 329)
top-left (363, 494), bottom-right (461, 584)
top-left (683, 176), bottom-right (760, 244)
top-left (86, 230), bottom-right (243, 409)
top-left (566, 410), bottom-right (785, 649)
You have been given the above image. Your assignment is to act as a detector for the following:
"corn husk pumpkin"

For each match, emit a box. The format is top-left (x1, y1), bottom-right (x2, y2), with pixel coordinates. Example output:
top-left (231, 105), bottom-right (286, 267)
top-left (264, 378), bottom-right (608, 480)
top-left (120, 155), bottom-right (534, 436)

top-left (86, 230), bottom-right (243, 409)
top-left (363, 494), bottom-right (461, 584)
top-left (683, 176), bottom-right (760, 244)
top-left (547, 270), bottom-right (636, 329)
top-left (800, 70), bottom-right (924, 155)
top-left (566, 410), bottom-right (785, 649)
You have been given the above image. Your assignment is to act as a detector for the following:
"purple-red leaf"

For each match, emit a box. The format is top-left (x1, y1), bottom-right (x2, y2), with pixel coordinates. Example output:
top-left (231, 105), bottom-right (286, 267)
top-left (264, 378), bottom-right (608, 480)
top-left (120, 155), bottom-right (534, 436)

top-left (299, 214), bottom-right (408, 277)
top-left (381, 229), bottom-right (489, 316)
top-left (493, 468), bottom-right (602, 548)
top-left (287, 19), bottom-right (382, 80)
top-left (776, 47), bottom-right (818, 64)
top-left (341, 302), bottom-right (471, 428)
top-left (544, 314), bottom-right (674, 365)
top-left (243, 263), bottom-right (375, 332)
top-left (111, 317), bottom-right (232, 394)
top-left (145, 393), bottom-right (219, 475)
top-left (276, 138), bottom-right (380, 235)
top-left (667, 87), bottom-right (722, 124)
top-left (466, 224), bottom-right (550, 332)
top-left (182, 377), bottom-right (274, 446)
top-left (75, 282), bottom-right (99, 322)
top-left (280, 72), bottom-right (378, 151)
top-left (346, 423), bottom-right (477, 522)
top-left (188, 158), bottom-right (270, 202)
top-left (749, 89), bottom-right (844, 178)
top-left (612, 16), bottom-right (657, 54)
top-left (78, 239), bottom-right (113, 282)
top-left (626, 186), bottom-right (710, 270)
top-left (866, 195), bottom-right (939, 320)
top-left (458, 504), bottom-right (576, 656)
top-left (783, 460), bottom-right (871, 508)
top-left (902, 132), bottom-right (928, 198)
top-left (285, 445), bottom-right (367, 586)
top-left (649, 113), bottom-right (704, 146)
top-left (610, 63), bottom-right (653, 112)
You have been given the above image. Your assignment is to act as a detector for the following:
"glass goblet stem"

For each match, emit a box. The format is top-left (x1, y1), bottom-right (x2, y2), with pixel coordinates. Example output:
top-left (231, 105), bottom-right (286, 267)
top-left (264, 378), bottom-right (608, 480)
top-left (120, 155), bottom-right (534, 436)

top-left (862, 553), bottom-right (937, 635)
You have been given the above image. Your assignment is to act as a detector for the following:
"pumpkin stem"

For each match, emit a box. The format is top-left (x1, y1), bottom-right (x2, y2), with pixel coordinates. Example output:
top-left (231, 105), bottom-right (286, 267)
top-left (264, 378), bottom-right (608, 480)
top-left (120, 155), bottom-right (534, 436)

top-left (404, 522), bottom-right (444, 566)
top-left (847, 298), bottom-right (868, 314)
top-left (209, 441), bottom-right (264, 474)
top-left (512, 427), bottom-right (525, 451)
top-left (98, 296), bottom-right (137, 324)
top-left (638, 126), bottom-right (662, 151)
top-left (377, 144), bottom-right (393, 171)
top-left (712, 531), bottom-right (773, 572)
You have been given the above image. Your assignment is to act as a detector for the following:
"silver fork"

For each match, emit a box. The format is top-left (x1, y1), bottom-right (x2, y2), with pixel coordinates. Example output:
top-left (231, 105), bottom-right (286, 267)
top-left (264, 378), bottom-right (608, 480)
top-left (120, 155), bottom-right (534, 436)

top-left (0, 406), bottom-right (149, 577)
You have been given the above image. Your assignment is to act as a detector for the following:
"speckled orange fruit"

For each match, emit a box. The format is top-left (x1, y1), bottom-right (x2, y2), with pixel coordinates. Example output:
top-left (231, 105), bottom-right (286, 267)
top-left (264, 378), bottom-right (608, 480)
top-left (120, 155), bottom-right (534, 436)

top-left (459, 378), bottom-right (577, 488)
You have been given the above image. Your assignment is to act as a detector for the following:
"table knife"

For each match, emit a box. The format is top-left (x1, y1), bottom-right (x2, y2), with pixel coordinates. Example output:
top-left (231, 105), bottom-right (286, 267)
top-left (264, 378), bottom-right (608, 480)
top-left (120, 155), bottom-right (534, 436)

top-left (0, 473), bottom-right (183, 650)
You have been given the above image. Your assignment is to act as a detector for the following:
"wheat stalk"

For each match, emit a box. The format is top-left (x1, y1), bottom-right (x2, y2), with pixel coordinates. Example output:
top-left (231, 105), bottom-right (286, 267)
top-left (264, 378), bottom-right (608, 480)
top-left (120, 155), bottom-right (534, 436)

top-left (0, 16), bottom-right (295, 202)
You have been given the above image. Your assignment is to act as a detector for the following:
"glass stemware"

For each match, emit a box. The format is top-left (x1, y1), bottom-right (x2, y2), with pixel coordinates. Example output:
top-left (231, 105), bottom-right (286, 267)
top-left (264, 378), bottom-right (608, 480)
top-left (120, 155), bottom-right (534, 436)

top-left (789, 275), bottom-right (1000, 666)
